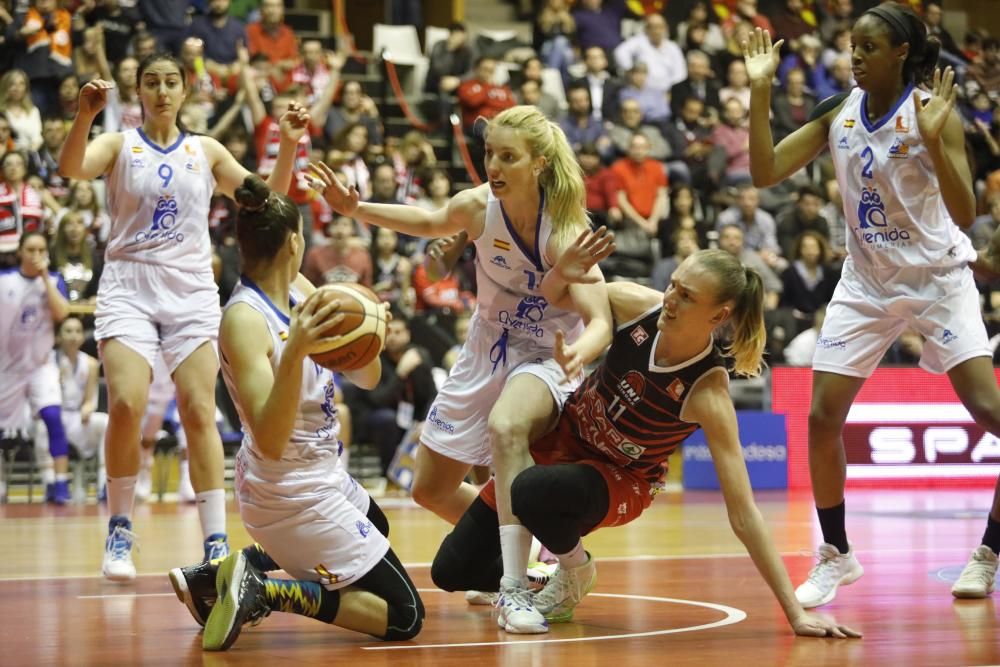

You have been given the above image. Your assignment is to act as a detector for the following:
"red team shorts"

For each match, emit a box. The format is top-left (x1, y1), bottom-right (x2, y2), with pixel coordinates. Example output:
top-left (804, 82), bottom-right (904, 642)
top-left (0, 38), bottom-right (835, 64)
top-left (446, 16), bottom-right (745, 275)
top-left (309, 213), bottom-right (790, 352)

top-left (478, 418), bottom-right (653, 531)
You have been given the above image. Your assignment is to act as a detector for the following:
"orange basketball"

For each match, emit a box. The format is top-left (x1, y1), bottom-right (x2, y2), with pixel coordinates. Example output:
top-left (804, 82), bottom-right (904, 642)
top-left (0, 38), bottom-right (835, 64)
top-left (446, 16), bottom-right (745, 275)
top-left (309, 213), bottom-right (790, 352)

top-left (308, 284), bottom-right (386, 372)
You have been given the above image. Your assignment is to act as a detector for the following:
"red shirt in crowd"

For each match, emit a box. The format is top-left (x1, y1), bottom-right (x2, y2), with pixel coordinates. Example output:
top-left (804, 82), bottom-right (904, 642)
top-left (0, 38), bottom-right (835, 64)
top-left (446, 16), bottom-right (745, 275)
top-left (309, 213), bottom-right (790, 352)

top-left (0, 182), bottom-right (44, 252)
top-left (254, 116), bottom-right (313, 206)
top-left (456, 78), bottom-right (515, 131)
top-left (610, 157), bottom-right (667, 218)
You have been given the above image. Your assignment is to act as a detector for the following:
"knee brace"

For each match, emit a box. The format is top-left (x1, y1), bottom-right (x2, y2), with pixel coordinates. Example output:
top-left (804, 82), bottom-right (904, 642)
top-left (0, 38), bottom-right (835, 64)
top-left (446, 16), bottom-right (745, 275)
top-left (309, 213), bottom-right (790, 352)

top-left (38, 406), bottom-right (68, 459)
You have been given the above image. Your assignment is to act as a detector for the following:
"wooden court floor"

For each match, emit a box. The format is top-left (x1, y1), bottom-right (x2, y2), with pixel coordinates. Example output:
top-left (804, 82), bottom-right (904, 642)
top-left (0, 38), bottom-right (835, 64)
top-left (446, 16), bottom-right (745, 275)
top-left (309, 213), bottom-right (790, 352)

top-left (1, 488), bottom-right (998, 666)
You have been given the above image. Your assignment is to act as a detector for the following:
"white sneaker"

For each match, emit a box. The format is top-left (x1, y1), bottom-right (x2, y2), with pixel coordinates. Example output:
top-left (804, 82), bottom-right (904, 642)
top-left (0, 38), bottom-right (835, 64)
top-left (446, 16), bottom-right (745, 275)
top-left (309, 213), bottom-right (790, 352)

top-left (526, 561), bottom-right (558, 589)
top-left (102, 521), bottom-right (138, 582)
top-left (534, 556), bottom-right (597, 623)
top-left (496, 585), bottom-right (548, 634)
top-left (135, 467), bottom-right (153, 503)
top-left (177, 471), bottom-right (196, 504)
top-left (795, 542), bottom-right (863, 608)
top-left (952, 545), bottom-right (998, 599)
top-left (465, 590), bottom-right (498, 606)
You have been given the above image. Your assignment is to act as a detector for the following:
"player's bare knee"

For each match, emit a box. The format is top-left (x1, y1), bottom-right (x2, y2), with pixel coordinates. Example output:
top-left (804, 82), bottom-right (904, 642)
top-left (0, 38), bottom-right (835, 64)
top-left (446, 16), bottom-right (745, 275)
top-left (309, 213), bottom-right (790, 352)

top-left (410, 477), bottom-right (443, 511)
top-left (175, 397), bottom-right (216, 435)
top-left (107, 392), bottom-right (145, 425)
top-left (487, 414), bottom-right (529, 457)
top-left (807, 408), bottom-right (844, 444)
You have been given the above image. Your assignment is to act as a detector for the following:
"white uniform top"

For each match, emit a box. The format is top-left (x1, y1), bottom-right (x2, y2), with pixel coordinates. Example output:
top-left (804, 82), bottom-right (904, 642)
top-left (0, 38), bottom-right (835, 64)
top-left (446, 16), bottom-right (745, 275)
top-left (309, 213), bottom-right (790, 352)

top-left (54, 350), bottom-right (90, 412)
top-left (0, 269), bottom-right (67, 375)
top-left (221, 279), bottom-right (342, 469)
top-left (472, 190), bottom-right (584, 368)
top-left (829, 85), bottom-right (975, 270)
top-left (105, 128), bottom-right (215, 271)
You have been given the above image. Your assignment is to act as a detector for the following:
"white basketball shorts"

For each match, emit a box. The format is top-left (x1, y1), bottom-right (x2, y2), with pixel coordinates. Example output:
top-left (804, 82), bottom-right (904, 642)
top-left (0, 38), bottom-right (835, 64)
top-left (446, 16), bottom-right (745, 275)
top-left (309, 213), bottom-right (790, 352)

top-left (0, 361), bottom-right (61, 429)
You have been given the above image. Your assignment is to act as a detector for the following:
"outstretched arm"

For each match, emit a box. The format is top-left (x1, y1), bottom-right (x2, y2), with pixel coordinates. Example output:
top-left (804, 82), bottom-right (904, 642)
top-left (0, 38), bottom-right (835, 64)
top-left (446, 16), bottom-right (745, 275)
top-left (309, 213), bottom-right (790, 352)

top-left (684, 373), bottom-right (862, 639)
top-left (744, 28), bottom-right (832, 187)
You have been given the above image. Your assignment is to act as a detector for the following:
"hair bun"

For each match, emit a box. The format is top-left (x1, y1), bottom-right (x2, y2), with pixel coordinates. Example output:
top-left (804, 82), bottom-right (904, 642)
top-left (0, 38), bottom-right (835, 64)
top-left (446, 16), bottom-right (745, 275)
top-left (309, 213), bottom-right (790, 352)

top-left (234, 175), bottom-right (271, 213)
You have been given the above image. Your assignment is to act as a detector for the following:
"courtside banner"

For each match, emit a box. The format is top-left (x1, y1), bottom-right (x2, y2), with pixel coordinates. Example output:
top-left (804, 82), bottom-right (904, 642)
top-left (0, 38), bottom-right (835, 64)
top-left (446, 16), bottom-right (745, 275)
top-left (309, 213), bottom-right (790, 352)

top-left (772, 367), bottom-right (1000, 488)
top-left (683, 411), bottom-right (788, 490)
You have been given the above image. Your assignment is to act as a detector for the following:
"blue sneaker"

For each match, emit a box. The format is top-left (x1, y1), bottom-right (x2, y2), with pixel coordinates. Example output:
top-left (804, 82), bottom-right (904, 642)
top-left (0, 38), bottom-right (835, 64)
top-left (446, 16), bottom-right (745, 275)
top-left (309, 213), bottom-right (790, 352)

top-left (204, 533), bottom-right (230, 562)
top-left (102, 516), bottom-right (137, 582)
top-left (45, 480), bottom-right (72, 505)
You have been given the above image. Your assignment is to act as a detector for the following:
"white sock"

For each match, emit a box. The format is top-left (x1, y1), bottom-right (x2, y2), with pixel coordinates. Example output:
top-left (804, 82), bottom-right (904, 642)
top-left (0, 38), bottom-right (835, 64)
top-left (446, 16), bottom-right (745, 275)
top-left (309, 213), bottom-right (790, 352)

top-left (555, 540), bottom-right (588, 569)
top-left (499, 524), bottom-right (533, 589)
top-left (178, 459), bottom-right (190, 486)
top-left (41, 469), bottom-right (56, 485)
top-left (55, 472), bottom-right (69, 483)
top-left (107, 475), bottom-right (137, 519)
top-left (196, 489), bottom-right (227, 539)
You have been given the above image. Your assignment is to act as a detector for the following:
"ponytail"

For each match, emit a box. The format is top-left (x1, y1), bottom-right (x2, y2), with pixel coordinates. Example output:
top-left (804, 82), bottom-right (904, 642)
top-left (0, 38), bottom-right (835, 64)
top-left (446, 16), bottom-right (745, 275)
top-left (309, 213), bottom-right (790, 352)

top-left (693, 249), bottom-right (767, 377)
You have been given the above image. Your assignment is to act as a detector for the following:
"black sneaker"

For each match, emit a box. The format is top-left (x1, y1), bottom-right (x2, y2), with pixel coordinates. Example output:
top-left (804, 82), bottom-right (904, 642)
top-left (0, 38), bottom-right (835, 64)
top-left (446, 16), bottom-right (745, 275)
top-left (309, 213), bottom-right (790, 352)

top-left (202, 551), bottom-right (271, 651)
top-left (169, 560), bottom-right (219, 627)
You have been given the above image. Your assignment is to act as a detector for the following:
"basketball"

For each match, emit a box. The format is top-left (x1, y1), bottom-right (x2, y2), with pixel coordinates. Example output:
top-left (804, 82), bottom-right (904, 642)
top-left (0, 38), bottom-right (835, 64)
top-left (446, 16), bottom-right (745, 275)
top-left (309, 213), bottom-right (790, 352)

top-left (307, 283), bottom-right (386, 371)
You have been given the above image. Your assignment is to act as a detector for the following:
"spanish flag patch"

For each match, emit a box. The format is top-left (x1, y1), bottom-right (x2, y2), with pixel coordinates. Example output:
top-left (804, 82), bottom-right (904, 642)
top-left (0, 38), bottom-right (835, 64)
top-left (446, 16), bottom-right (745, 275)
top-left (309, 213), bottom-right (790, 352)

top-left (493, 238), bottom-right (511, 251)
top-left (280, 331), bottom-right (288, 341)
top-left (131, 146), bottom-right (143, 153)
top-left (844, 119), bottom-right (855, 128)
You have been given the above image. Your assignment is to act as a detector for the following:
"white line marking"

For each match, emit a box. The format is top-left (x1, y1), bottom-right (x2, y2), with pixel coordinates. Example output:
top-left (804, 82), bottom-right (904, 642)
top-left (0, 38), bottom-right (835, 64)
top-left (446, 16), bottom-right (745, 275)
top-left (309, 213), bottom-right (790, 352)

top-left (362, 592), bottom-right (746, 650)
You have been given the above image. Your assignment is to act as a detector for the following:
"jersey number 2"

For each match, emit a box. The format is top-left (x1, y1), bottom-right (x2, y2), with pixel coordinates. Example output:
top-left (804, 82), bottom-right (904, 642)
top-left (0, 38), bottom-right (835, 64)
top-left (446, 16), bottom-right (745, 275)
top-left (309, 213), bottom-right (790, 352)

top-left (860, 146), bottom-right (874, 180)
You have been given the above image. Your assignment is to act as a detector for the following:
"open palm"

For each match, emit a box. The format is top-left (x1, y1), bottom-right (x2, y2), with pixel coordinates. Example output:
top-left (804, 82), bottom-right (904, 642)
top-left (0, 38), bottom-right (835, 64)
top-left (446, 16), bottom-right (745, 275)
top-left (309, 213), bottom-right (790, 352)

top-left (914, 66), bottom-right (957, 144)
top-left (555, 226), bottom-right (616, 284)
top-left (308, 161), bottom-right (360, 216)
top-left (741, 28), bottom-right (784, 85)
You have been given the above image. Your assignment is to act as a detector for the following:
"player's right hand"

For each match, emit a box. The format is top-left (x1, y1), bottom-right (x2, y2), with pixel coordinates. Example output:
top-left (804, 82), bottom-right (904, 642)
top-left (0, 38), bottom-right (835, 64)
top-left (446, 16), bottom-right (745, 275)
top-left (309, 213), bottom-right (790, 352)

top-left (287, 289), bottom-right (347, 358)
top-left (741, 28), bottom-right (784, 86)
top-left (308, 161), bottom-right (360, 216)
top-left (79, 79), bottom-right (115, 116)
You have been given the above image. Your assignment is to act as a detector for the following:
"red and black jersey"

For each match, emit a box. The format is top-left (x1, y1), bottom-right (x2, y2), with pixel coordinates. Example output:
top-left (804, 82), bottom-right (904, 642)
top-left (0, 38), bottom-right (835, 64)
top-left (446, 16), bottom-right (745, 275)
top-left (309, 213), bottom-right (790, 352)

top-left (562, 305), bottom-right (727, 485)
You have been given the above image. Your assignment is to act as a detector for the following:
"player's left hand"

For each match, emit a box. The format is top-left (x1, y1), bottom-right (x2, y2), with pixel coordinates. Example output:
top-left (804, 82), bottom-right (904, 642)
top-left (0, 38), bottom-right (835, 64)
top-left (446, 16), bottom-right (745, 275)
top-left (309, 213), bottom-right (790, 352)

top-left (913, 66), bottom-right (957, 144)
top-left (279, 101), bottom-right (310, 143)
top-left (555, 225), bottom-right (615, 284)
top-left (554, 329), bottom-right (583, 382)
top-left (790, 611), bottom-right (862, 639)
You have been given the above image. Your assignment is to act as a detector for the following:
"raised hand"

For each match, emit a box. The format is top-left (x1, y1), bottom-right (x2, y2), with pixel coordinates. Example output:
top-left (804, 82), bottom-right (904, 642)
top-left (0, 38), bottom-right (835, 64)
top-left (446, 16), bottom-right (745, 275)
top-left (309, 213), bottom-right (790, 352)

top-left (554, 225), bottom-right (616, 284)
top-left (78, 79), bottom-right (115, 117)
top-left (790, 612), bottom-right (862, 639)
top-left (279, 101), bottom-right (310, 144)
top-left (913, 66), bottom-right (958, 145)
top-left (741, 28), bottom-right (784, 86)
top-left (308, 161), bottom-right (360, 216)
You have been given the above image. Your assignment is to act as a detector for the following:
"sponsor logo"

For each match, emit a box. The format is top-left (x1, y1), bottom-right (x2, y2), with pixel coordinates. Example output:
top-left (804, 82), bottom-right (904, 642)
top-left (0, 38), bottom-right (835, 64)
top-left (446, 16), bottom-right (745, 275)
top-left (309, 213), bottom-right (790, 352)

top-left (498, 295), bottom-right (548, 337)
top-left (133, 194), bottom-right (185, 245)
top-left (667, 378), bottom-right (686, 401)
top-left (942, 328), bottom-right (958, 344)
top-left (854, 186), bottom-right (911, 248)
top-left (427, 406), bottom-right (455, 434)
top-left (184, 158), bottom-right (201, 173)
top-left (838, 136), bottom-right (850, 150)
top-left (683, 442), bottom-right (788, 462)
top-left (631, 325), bottom-right (649, 345)
top-left (895, 115), bottom-right (909, 133)
top-left (817, 335), bottom-right (846, 350)
top-left (356, 520), bottom-right (372, 538)
top-left (130, 158), bottom-right (146, 169)
top-left (617, 371), bottom-right (646, 407)
top-left (316, 378), bottom-right (337, 439)
top-left (617, 502), bottom-right (628, 516)
top-left (20, 305), bottom-right (38, 325)
top-left (490, 254), bottom-right (511, 270)
top-left (888, 138), bottom-right (910, 159)
top-left (618, 441), bottom-right (646, 460)
top-left (493, 238), bottom-right (511, 251)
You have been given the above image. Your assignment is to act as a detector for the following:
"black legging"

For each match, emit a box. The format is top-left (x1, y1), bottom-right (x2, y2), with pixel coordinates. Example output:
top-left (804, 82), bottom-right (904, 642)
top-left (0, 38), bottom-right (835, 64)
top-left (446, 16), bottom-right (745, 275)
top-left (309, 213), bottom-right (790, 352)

top-left (431, 464), bottom-right (610, 592)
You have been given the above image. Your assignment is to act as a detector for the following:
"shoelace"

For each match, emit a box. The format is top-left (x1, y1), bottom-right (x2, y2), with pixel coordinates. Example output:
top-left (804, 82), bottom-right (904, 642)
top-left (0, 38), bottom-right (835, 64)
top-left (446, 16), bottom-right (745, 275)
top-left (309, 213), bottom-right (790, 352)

top-left (958, 558), bottom-right (997, 583)
top-left (496, 587), bottom-right (535, 612)
top-left (535, 568), bottom-right (576, 608)
top-left (109, 526), bottom-right (139, 560)
top-left (804, 551), bottom-right (842, 587)
top-left (206, 540), bottom-right (229, 561)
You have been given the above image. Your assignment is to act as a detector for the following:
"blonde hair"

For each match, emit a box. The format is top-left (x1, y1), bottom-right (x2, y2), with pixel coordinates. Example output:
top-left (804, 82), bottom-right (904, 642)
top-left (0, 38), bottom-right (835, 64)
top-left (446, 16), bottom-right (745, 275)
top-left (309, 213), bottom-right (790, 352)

top-left (694, 249), bottom-right (766, 377)
top-left (485, 105), bottom-right (589, 245)
top-left (0, 70), bottom-right (34, 114)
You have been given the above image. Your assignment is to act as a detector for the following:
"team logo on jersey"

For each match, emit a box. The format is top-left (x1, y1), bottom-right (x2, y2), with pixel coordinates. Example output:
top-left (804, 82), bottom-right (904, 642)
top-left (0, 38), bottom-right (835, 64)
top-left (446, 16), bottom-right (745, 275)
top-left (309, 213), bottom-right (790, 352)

top-left (498, 296), bottom-right (548, 337)
top-left (888, 138), bottom-right (910, 159)
top-left (490, 254), bottom-right (511, 270)
top-left (857, 187), bottom-right (888, 228)
top-left (130, 157), bottom-right (147, 169)
top-left (667, 378), bottom-right (686, 401)
top-left (843, 119), bottom-right (855, 128)
top-left (617, 371), bottom-right (646, 407)
top-left (132, 195), bottom-right (185, 246)
top-left (356, 520), bottom-right (372, 538)
top-left (19, 305), bottom-right (38, 326)
top-left (493, 238), bottom-right (511, 251)
top-left (895, 115), bottom-right (909, 133)
top-left (630, 325), bottom-right (649, 345)
top-left (618, 441), bottom-right (646, 460)
top-left (184, 159), bottom-right (201, 174)
top-left (838, 136), bottom-right (850, 150)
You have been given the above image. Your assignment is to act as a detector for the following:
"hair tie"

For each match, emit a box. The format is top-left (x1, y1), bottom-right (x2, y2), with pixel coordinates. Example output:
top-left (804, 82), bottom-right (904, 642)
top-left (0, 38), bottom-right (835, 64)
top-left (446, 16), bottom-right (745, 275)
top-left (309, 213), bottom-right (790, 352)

top-left (243, 194), bottom-right (270, 213)
top-left (865, 6), bottom-right (913, 45)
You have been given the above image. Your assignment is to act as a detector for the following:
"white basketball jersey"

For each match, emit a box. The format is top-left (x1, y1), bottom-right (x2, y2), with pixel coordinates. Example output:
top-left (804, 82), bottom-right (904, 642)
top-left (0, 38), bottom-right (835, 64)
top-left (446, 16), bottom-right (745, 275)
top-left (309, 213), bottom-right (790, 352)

top-left (221, 279), bottom-right (342, 467)
top-left (54, 350), bottom-right (90, 412)
top-left (0, 269), bottom-right (66, 374)
top-left (829, 86), bottom-right (975, 270)
top-left (105, 129), bottom-right (215, 271)
top-left (472, 191), bottom-right (584, 362)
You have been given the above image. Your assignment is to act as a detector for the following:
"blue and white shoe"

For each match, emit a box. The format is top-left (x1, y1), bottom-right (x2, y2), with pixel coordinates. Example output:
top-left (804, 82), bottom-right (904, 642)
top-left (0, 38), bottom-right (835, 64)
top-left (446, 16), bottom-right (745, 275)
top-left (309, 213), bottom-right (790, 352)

top-left (45, 480), bottom-right (72, 505)
top-left (102, 516), bottom-right (137, 582)
top-left (204, 533), bottom-right (230, 562)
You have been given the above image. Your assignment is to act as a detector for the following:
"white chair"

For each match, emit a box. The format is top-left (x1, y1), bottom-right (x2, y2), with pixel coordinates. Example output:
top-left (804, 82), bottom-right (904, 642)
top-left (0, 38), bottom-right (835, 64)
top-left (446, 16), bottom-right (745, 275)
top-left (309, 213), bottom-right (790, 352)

top-left (425, 25), bottom-right (450, 57)
top-left (540, 67), bottom-right (567, 110)
top-left (372, 23), bottom-right (429, 97)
